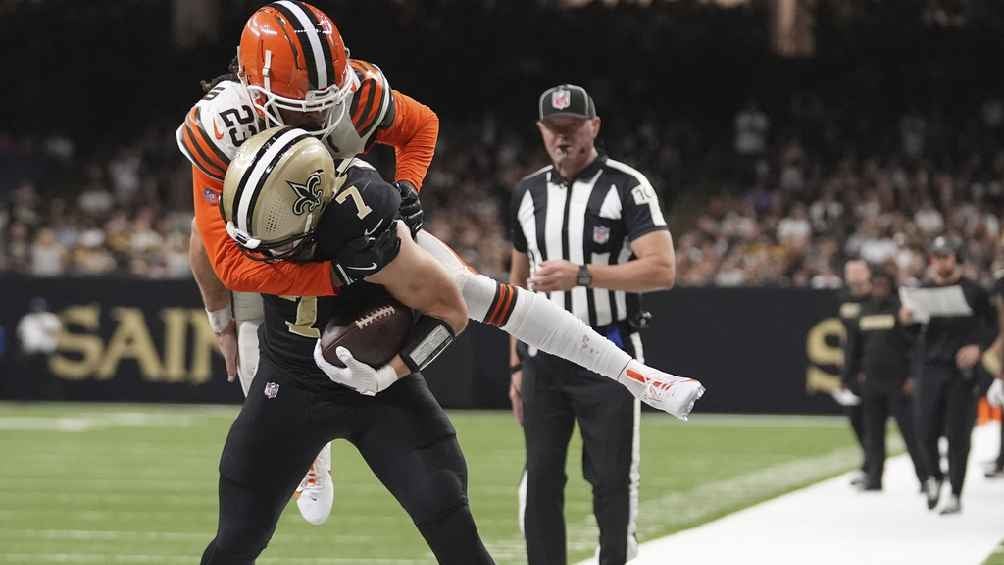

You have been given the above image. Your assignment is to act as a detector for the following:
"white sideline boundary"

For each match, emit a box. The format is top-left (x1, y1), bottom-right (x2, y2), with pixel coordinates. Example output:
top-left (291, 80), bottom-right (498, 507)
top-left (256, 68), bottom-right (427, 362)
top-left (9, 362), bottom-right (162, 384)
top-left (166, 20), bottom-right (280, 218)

top-left (576, 422), bottom-right (1004, 565)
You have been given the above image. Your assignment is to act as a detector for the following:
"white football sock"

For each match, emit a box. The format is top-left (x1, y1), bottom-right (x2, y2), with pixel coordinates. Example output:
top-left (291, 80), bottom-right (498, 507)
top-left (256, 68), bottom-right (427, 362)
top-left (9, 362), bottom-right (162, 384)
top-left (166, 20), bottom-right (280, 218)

top-left (416, 230), bottom-right (630, 379)
top-left (455, 269), bottom-right (632, 379)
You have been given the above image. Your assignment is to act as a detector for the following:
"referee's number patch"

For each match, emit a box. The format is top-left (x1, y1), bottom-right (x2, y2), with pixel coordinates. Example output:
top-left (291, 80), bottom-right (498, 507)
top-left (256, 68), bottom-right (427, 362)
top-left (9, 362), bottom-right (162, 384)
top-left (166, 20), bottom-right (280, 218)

top-left (631, 184), bottom-right (656, 205)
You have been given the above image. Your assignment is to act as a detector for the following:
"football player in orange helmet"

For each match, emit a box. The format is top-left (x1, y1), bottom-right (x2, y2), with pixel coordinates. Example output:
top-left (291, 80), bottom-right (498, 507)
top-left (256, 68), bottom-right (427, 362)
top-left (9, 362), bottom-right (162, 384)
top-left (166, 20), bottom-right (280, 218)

top-left (182, 2), bottom-right (702, 554)
top-left (180, 1), bottom-right (438, 528)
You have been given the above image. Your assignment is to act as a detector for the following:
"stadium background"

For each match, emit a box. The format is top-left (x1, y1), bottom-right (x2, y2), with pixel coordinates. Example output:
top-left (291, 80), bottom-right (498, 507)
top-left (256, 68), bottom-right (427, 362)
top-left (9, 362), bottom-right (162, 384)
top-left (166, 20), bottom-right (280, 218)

top-left (1, 1), bottom-right (1003, 564)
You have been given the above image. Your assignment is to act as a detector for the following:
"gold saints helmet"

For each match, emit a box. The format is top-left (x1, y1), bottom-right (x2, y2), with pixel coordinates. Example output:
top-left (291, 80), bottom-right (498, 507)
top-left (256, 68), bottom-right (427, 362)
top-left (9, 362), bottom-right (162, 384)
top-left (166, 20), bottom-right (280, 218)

top-left (221, 126), bottom-right (339, 261)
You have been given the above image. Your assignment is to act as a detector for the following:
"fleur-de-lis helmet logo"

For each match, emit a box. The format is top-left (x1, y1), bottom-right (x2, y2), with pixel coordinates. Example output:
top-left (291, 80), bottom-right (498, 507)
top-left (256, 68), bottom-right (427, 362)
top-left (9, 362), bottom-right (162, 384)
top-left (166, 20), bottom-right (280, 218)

top-left (287, 171), bottom-right (324, 216)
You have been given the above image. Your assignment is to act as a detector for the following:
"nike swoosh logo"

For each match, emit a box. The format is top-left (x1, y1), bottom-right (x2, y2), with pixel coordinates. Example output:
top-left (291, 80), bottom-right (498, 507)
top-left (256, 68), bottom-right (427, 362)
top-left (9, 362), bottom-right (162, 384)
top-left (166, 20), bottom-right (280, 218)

top-left (363, 218), bottom-right (384, 237)
top-left (348, 263), bottom-right (379, 271)
top-left (212, 118), bottom-right (225, 140)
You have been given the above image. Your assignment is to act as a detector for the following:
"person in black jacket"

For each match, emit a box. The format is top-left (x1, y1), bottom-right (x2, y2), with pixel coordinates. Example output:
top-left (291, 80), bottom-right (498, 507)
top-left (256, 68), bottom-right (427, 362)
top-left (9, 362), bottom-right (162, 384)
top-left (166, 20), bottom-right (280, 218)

top-left (900, 237), bottom-right (997, 514)
top-left (837, 259), bottom-right (872, 485)
top-left (844, 271), bottom-right (926, 491)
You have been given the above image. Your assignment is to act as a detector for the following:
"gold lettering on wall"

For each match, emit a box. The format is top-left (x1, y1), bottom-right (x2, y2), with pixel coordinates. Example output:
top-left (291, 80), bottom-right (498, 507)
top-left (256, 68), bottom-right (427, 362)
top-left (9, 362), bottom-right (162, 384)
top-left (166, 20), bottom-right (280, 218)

top-left (49, 305), bottom-right (103, 379)
top-left (161, 309), bottom-right (190, 382)
top-left (805, 318), bottom-right (844, 394)
top-left (48, 305), bottom-right (222, 383)
top-left (188, 311), bottom-right (216, 384)
top-left (97, 308), bottom-right (164, 379)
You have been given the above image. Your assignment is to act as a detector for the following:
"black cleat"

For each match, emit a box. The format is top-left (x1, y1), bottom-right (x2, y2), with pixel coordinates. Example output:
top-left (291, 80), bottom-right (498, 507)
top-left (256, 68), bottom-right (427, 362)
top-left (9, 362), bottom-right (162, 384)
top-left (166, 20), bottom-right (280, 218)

top-left (984, 464), bottom-right (1004, 479)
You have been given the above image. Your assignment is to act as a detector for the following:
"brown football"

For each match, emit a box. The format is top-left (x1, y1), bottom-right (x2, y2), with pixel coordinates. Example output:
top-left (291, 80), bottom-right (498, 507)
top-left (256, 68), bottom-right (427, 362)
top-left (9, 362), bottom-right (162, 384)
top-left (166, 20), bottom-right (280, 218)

top-left (320, 294), bottom-right (413, 369)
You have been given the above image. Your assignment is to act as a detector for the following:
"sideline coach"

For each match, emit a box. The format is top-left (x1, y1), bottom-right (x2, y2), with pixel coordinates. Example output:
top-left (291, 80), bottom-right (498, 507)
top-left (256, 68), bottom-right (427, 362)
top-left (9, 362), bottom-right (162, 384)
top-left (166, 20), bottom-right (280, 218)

top-left (508, 84), bottom-right (676, 565)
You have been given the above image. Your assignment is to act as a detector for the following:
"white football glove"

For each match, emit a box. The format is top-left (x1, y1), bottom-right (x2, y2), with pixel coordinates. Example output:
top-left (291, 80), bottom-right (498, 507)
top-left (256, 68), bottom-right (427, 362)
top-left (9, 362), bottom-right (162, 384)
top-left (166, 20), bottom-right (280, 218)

top-left (831, 387), bottom-right (861, 407)
top-left (313, 341), bottom-right (398, 396)
top-left (988, 378), bottom-right (1004, 408)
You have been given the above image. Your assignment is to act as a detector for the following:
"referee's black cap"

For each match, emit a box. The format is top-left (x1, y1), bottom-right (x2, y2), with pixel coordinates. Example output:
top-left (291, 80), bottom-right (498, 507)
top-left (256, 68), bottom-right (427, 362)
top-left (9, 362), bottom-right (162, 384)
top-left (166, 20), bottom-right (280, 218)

top-left (928, 235), bottom-right (960, 258)
top-left (538, 84), bottom-right (597, 122)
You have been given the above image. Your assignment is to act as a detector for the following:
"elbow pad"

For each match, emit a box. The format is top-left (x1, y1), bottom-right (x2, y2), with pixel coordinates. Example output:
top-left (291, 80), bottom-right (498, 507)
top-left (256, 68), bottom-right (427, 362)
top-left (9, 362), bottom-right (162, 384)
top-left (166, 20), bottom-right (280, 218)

top-left (400, 315), bottom-right (456, 374)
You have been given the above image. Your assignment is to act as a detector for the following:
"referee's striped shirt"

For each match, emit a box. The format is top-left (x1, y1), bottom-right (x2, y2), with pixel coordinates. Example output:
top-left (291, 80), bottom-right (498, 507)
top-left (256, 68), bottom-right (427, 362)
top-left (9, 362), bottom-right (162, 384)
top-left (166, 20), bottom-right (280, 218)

top-left (511, 154), bottom-right (669, 327)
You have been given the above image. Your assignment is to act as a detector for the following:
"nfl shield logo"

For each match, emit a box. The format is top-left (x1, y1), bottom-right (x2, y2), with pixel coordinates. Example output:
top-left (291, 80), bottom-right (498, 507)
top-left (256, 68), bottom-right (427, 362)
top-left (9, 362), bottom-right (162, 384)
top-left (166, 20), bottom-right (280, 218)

top-left (202, 188), bottom-right (220, 204)
top-left (593, 225), bottom-right (610, 244)
top-left (264, 382), bottom-right (279, 399)
top-left (552, 89), bottom-right (571, 110)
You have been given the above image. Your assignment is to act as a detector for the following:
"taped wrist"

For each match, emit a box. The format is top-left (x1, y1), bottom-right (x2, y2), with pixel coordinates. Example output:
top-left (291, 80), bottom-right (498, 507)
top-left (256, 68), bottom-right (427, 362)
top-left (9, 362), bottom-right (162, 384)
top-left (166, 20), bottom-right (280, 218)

top-left (400, 316), bottom-right (456, 374)
top-left (206, 304), bottom-right (233, 334)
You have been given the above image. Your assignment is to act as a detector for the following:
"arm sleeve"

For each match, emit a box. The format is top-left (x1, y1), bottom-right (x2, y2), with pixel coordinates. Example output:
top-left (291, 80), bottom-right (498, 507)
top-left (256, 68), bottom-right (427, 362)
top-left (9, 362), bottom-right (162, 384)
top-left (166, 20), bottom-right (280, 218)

top-left (190, 167), bottom-right (337, 297)
top-left (510, 184), bottom-right (528, 252)
top-left (621, 176), bottom-right (670, 241)
top-left (373, 90), bottom-right (439, 191)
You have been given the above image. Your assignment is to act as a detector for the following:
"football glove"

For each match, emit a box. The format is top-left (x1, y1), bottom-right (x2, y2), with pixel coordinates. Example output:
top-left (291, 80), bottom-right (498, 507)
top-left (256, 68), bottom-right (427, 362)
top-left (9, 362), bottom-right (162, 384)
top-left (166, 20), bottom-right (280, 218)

top-left (313, 341), bottom-right (397, 396)
top-left (395, 180), bottom-right (424, 238)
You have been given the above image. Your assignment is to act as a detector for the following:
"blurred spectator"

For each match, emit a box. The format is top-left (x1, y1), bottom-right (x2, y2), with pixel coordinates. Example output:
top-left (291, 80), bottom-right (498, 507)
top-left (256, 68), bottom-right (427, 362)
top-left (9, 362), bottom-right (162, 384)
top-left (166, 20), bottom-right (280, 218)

top-left (30, 228), bottom-right (66, 276)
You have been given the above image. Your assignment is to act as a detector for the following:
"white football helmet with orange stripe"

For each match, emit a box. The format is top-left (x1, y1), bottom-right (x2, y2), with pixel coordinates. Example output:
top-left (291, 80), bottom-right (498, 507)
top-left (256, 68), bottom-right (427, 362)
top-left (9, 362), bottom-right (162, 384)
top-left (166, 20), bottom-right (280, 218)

top-left (237, 1), bottom-right (359, 138)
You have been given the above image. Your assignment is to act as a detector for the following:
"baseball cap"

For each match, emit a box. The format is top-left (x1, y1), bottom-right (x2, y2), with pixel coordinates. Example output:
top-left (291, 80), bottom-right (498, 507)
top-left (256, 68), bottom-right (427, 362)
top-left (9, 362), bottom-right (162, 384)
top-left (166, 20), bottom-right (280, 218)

top-left (538, 84), bottom-right (597, 121)
top-left (928, 235), bottom-right (960, 257)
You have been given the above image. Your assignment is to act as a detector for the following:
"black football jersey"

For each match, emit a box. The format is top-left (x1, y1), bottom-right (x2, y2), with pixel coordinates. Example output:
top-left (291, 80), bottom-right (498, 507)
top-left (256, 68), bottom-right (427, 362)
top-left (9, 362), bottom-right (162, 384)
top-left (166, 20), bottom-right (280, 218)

top-left (259, 161), bottom-right (402, 385)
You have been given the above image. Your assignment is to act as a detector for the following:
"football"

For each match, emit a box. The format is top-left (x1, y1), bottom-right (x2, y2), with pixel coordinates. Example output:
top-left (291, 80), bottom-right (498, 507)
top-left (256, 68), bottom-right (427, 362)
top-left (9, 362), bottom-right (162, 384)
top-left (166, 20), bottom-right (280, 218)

top-left (320, 292), bottom-right (413, 369)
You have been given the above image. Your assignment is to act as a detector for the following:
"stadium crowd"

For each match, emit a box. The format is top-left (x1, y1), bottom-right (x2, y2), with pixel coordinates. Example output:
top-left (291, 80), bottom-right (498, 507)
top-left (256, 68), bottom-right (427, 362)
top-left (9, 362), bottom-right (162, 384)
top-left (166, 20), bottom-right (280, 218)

top-left (3, 0), bottom-right (1004, 286)
top-left (3, 99), bottom-right (1004, 286)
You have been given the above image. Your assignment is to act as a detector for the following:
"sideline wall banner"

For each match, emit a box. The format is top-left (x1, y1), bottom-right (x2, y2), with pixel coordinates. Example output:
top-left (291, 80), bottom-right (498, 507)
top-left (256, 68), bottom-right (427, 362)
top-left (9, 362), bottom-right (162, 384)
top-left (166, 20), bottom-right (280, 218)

top-left (0, 276), bottom-right (847, 413)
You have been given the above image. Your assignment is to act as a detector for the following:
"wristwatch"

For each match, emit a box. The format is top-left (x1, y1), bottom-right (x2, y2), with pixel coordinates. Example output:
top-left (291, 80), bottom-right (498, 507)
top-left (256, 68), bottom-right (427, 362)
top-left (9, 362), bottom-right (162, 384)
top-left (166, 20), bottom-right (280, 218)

top-left (576, 264), bottom-right (592, 287)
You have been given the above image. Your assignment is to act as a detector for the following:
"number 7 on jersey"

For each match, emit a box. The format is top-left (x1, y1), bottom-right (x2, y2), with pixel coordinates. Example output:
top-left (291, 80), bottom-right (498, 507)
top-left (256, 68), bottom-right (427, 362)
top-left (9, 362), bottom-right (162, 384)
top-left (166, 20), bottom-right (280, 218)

top-left (335, 185), bottom-right (372, 220)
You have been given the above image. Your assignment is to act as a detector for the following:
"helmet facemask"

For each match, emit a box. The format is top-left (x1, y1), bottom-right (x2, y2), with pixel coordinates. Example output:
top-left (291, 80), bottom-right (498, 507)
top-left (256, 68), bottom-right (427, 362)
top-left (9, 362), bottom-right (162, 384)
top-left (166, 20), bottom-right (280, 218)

top-left (239, 48), bottom-right (359, 139)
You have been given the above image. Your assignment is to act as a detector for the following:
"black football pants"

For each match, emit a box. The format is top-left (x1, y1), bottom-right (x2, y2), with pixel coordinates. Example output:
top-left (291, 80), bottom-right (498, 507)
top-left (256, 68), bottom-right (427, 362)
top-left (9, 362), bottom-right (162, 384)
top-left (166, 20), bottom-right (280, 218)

top-left (200, 354), bottom-right (494, 565)
top-left (844, 399), bottom-right (868, 473)
top-left (519, 330), bottom-right (640, 565)
top-left (861, 383), bottom-right (927, 488)
top-left (914, 364), bottom-right (980, 497)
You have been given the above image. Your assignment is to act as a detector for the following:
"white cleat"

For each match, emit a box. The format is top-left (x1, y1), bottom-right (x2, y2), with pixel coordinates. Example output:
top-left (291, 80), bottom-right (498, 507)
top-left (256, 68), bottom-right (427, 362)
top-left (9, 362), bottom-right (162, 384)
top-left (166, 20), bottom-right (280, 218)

top-left (618, 361), bottom-right (705, 421)
top-left (295, 443), bottom-right (334, 526)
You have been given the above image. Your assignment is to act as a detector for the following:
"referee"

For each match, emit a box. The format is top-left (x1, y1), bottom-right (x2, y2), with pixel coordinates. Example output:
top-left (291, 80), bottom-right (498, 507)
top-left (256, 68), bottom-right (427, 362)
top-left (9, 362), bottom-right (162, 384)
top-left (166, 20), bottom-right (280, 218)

top-left (900, 237), bottom-right (997, 514)
top-left (508, 84), bottom-right (676, 565)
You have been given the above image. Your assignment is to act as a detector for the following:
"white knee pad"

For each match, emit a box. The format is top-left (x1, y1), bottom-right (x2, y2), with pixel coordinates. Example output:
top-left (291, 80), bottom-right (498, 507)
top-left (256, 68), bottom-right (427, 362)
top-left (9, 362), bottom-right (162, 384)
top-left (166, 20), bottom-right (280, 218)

top-left (233, 293), bottom-right (264, 396)
top-left (237, 320), bottom-right (262, 397)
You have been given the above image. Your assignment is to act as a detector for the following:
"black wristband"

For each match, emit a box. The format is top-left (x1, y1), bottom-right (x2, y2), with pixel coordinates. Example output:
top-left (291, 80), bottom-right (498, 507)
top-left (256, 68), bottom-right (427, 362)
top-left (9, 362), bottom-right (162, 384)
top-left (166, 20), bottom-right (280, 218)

top-left (400, 316), bottom-right (456, 374)
top-left (510, 363), bottom-right (523, 375)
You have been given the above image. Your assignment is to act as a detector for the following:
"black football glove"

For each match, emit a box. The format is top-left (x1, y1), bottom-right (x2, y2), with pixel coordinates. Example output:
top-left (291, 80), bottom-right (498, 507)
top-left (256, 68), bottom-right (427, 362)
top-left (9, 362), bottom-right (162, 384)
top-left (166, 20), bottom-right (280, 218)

top-left (395, 180), bottom-right (424, 238)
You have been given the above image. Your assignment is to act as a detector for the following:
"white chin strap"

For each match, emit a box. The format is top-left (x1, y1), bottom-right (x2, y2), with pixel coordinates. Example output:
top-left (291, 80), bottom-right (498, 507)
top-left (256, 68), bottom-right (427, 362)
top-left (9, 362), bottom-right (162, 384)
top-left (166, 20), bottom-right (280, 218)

top-left (225, 221), bottom-right (262, 250)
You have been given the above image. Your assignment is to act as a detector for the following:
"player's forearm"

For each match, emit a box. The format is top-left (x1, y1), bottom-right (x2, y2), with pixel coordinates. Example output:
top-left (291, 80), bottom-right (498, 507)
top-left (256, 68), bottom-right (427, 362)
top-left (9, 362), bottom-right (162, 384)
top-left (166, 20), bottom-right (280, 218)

top-left (588, 254), bottom-right (675, 292)
top-left (189, 222), bottom-right (230, 311)
top-left (214, 252), bottom-right (338, 297)
top-left (378, 91), bottom-right (439, 190)
top-left (369, 224), bottom-right (468, 334)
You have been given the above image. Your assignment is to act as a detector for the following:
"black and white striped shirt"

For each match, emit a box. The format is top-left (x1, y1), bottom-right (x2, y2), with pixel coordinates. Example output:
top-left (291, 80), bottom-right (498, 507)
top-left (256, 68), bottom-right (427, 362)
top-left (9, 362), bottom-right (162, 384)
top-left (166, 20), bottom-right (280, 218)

top-left (511, 155), bottom-right (668, 327)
